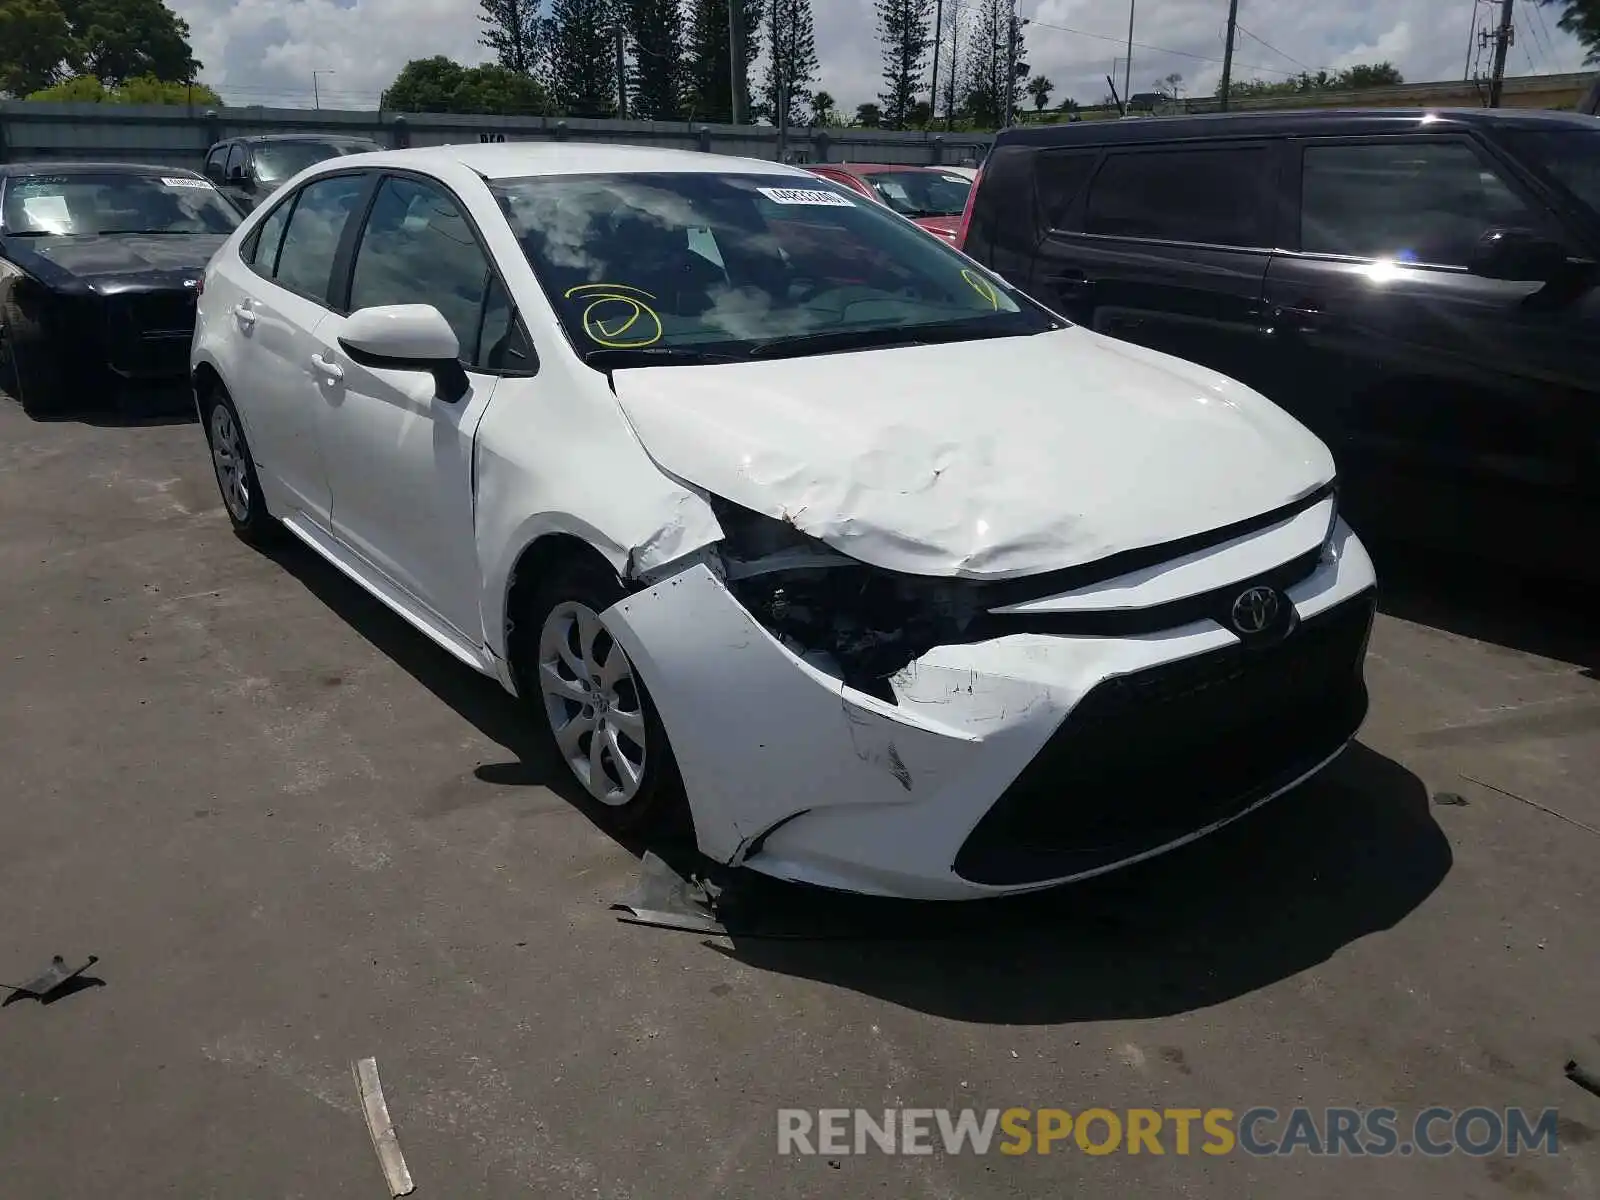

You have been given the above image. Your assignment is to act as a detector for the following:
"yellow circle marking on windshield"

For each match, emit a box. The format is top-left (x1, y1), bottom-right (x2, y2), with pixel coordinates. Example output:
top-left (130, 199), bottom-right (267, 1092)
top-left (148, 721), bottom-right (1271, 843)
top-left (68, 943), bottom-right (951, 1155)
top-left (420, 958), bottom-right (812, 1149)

top-left (565, 283), bottom-right (663, 349)
top-left (961, 269), bottom-right (1000, 310)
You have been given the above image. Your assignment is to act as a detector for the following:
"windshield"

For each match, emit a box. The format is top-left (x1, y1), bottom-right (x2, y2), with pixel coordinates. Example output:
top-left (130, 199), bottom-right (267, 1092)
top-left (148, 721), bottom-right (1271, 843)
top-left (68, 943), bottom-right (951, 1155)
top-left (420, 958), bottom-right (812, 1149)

top-left (1, 172), bottom-right (241, 236)
top-left (1504, 129), bottom-right (1600, 214)
top-left (253, 140), bottom-right (375, 184)
top-left (492, 171), bottom-right (1055, 361)
top-left (862, 170), bottom-right (972, 218)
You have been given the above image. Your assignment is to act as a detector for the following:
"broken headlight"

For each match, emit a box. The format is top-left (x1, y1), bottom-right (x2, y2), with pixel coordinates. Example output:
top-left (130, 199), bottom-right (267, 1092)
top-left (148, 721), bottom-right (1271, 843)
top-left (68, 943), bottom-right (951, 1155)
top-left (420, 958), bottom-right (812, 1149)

top-left (709, 497), bottom-right (985, 699)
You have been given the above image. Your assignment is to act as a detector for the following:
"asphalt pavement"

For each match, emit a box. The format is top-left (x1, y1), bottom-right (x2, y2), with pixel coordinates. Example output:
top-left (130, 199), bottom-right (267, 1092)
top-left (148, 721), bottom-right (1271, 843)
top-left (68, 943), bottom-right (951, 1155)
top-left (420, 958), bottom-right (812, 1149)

top-left (0, 397), bottom-right (1596, 1198)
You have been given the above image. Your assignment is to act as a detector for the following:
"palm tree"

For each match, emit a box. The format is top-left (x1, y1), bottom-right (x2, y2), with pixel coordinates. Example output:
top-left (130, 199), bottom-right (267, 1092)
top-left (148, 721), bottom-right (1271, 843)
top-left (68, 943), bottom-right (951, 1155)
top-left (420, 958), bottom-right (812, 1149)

top-left (812, 89), bottom-right (838, 125)
top-left (1026, 73), bottom-right (1053, 112)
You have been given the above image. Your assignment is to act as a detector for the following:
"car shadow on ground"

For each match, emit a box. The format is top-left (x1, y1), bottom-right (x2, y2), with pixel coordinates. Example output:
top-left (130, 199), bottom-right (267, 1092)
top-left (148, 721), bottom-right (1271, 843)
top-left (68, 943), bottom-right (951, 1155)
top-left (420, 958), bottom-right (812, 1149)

top-left (710, 742), bottom-right (1450, 1023)
top-left (261, 534), bottom-right (1452, 1025)
top-left (1367, 538), bottom-right (1599, 679)
top-left (256, 536), bottom-right (661, 846)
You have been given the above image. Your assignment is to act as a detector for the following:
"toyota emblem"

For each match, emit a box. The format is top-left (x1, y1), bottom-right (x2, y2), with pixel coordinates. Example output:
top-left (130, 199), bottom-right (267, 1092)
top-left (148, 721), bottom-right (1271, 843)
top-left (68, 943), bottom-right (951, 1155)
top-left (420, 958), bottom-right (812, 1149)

top-left (1231, 586), bottom-right (1281, 635)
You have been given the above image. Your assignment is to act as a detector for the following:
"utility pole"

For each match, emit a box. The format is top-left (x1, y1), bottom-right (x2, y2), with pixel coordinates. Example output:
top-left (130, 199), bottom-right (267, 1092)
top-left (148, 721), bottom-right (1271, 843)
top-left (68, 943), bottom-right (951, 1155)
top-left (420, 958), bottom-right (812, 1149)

top-left (1121, 0), bottom-right (1135, 114)
top-left (1003, 0), bottom-right (1018, 127)
top-left (614, 24), bottom-right (628, 119)
top-left (945, 5), bottom-right (960, 131)
top-left (1487, 0), bottom-right (1515, 108)
top-left (930, 0), bottom-right (943, 123)
top-left (729, 0), bottom-right (748, 124)
top-left (312, 69), bottom-right (334, 110)
top-left (1218, 0), bottom-right (1240, 111)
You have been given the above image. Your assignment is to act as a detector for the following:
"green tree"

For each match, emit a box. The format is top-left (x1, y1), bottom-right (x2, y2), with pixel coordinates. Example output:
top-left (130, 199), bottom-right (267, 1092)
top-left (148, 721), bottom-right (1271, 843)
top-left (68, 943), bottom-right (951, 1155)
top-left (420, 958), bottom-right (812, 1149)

top-left (810, 89), bottom-right (838, 125)
top-left (58, 0), bottom-right (198, 85)
top-left (962, 0), bottom-right (1016, 129)
top-left (383, 56), bottom-right (549, 114)
top-left (684, 0), bottom-right (760, 123)
top-left (479, 0), bottom-right (546, 77)
top-left (1221, 62), bottom-right (1403, 100)
top-left (854, 100), bottom-right (882, 126)
top-left (28, 72), bottom-right (220, 104)
top-left (1540, 1), bottom-right (1600, 63)
top-left (1026, 72), bottom-right (1052, 111)
top-left (627, 0), bottom-right (684, 119)
top-left (549, 0), bottom-right (616, 117)
top-left (761, 0), bottom-right (819, 126)
top-left (876, 0), bottom-right (933, 129)
top-left (0, 0), bottom-right (74, 96)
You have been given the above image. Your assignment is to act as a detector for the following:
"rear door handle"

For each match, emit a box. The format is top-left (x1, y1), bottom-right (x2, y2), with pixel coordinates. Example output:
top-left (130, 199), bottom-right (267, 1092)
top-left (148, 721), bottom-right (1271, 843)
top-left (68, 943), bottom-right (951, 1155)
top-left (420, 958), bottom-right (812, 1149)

top-left (232, 303), bottom-right (257, 327)
top-left (310, 353), bottom-right (344, 382)
top-left (1046, 269), bottom-right (1090, 288)
top-left (1274, 303), bottom-right (1325, 332)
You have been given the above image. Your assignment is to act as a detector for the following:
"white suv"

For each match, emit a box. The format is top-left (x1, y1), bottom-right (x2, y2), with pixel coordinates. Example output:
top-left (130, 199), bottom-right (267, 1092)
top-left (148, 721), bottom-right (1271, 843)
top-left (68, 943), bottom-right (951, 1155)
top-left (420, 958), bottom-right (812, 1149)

top-left (191, 142), bottom-right (1378, 900)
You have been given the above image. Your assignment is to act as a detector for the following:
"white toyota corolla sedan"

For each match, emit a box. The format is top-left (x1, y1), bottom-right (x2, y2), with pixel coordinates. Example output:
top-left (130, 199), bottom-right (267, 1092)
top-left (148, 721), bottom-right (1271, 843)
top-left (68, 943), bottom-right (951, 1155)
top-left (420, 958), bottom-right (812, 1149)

top-left (191, 142), bottom-right (1377, 900)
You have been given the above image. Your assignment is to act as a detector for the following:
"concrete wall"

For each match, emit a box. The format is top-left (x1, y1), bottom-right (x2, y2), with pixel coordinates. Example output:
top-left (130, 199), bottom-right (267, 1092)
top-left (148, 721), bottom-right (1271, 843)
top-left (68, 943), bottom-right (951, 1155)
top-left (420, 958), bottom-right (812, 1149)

top-left (0, 102), bottom-right (993, 170)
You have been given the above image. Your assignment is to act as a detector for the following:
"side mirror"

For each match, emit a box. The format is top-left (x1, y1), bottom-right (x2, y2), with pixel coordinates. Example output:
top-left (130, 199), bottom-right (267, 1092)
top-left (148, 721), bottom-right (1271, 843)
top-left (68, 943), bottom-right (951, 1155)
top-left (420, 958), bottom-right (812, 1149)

top-left (205, 163), bottom-right (225, 184)
top-left (338, 304), bottom-right (469, 402)
top-left (1469, 227), bottom-right (1569, 282)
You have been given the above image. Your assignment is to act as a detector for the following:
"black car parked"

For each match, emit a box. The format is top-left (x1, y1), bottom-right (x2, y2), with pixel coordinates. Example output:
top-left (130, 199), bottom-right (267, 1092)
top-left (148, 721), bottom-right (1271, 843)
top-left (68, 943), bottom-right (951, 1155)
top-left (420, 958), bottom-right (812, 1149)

top-left (204, 134), bottom-right (384, 213)
top-left (0, 162), bottom-right (241, 417)
top-left (960, 108), bottom-right (1600, 580)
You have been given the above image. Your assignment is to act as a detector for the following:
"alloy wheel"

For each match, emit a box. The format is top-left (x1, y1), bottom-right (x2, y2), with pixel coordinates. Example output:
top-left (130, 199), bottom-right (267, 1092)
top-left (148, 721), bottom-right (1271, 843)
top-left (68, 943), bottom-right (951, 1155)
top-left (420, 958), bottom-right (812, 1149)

top-left (537, 601), bottom-right (648, 806)
top-left (209, 403), bottom-right (250, 522)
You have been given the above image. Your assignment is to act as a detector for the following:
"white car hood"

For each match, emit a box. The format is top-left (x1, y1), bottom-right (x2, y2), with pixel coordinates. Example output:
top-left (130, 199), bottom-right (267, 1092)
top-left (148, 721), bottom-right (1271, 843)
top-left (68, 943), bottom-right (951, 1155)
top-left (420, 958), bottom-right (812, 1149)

top-left (609, 327), bottom-right (1335, 579)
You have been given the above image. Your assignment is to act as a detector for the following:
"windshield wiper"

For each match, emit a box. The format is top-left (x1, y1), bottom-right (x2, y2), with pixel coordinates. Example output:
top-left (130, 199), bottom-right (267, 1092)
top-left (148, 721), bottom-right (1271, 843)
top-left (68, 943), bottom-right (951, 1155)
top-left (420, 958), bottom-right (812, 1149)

top-left (582, 347), bottom-right (744, 371)
top-left (745, 319), bottom-right (1017, 361)
top-left (3, 230), bottom-right (57, 237)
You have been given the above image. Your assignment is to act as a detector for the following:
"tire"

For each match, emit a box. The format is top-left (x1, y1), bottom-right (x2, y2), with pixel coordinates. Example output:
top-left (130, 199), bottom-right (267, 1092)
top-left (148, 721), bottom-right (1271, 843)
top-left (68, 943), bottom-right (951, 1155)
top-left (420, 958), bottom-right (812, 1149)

top-left (2, 295), bottom-right (67, 418)
top-left (200, 385), bottom-right (278, 545)
top-left (517, 558), bottom-right (686, 835)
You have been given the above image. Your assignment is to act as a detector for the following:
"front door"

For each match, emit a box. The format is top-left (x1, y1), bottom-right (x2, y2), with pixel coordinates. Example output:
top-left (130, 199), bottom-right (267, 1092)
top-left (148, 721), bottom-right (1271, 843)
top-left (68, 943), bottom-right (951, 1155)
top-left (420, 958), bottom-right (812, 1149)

top-left (1263, 135), bottom-right (1600, 567)
top-left (314, 172), bottom-right (523, 644)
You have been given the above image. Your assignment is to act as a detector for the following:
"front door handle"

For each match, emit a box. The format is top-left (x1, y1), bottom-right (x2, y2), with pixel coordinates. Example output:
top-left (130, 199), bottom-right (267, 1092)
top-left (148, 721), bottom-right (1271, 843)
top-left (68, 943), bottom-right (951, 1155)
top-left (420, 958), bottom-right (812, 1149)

top-left (310, 353), bottom-right (344, 382)
top-left (1273, 303), bottom-right (1325, 333)
top-left (1045, 269), bottom-right (1090, 291)
top-left (232, 303), bottom-right (257, 327)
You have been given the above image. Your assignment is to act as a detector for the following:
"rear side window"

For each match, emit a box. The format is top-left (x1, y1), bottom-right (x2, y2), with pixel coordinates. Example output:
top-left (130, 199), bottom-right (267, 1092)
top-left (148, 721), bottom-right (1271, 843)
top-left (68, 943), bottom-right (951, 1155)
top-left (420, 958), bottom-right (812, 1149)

top-left (224, 143), bottom-right (246, 181)
top-left (1085, 146), bottom-right (1272, 247)
top-left (1300, 141), bottom-right (1545, 267)
top-left (1034, 150), bottom-right (1099, 230)
top-left (245, 196), bottom-right (294, 277)
top-left (272, 174), bottom-right (368, 304)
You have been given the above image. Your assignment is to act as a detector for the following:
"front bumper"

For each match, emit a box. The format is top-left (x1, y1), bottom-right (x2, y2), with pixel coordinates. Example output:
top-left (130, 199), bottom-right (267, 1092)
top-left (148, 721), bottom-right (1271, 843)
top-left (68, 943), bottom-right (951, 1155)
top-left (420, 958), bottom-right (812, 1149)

top-left (603, 519), bottom-right (1378, 900)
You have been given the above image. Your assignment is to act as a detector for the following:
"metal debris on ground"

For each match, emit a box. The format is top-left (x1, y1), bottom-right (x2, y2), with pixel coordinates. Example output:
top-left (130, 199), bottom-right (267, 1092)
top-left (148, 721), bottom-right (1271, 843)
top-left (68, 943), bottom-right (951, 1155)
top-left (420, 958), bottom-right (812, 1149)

top-left (1, 954), bottom-right (99, 1005)
top-left (1432, 791), bottom-right (1469, 807)
top-left (353, 1056), bottom-right (415, 1197)
top-left (611, 851), bottom-right (729, 936)
top-left (1566, 1058), bottom-right (1600, 1100)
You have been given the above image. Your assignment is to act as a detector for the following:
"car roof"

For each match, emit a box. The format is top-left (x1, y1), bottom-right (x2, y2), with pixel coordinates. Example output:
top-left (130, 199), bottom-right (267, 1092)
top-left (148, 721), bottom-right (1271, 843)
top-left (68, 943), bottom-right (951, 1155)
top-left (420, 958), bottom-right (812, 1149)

top-left (298, 141), bottom-right (815, 182)
top-left (994, 106), bottom-right (1600, 149)
top-left (0, 161), bottom-right (207, 178)
top-left (217, 133), bottom-right (384, 146)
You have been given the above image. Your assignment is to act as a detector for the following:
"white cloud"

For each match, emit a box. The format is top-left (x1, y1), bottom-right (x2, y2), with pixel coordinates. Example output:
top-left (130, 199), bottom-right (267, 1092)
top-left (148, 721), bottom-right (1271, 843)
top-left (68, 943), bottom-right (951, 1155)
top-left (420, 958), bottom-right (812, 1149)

top-left (173, 0), bottom-right (1591, 112)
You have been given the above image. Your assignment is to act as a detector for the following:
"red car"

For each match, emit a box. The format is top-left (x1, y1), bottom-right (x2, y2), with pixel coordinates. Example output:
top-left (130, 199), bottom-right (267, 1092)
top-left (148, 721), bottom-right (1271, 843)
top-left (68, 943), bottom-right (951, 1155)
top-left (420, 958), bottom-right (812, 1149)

top-left (806, 163), bottom-right (972, 242)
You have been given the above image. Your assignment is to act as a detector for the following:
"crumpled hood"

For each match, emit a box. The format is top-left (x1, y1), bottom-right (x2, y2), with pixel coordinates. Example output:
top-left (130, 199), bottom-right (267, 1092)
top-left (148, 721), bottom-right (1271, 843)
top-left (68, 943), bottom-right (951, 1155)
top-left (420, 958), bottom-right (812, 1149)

top-left (610, 327), bottom-right (1336, 579)
top-left (22, 234), bottom-right (225, 287)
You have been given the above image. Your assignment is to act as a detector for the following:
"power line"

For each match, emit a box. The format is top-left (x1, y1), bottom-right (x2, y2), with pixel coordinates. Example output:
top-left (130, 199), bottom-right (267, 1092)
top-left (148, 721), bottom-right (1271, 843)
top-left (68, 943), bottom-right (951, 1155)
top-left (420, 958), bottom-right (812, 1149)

top-left (1024, 14), bottom-right (1304, 78)
top-left (1233, 22), bottom-right (1320, 74)
top-left (1528, 1), bottom-right (1557, 65)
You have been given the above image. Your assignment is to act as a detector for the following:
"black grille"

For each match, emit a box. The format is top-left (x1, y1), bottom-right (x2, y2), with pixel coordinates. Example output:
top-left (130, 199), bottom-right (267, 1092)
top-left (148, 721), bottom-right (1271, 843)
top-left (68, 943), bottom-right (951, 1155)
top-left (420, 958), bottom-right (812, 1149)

top-left (952, 590), bottom-right (1376, 886)
top-left (105, 291), bottom-right (197, 378)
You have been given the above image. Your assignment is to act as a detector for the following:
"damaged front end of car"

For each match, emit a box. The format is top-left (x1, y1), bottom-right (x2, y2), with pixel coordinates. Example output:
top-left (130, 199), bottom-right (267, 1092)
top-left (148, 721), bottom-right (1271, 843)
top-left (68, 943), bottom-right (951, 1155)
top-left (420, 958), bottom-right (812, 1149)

top-left (706, 496), bottom-right (989, 702)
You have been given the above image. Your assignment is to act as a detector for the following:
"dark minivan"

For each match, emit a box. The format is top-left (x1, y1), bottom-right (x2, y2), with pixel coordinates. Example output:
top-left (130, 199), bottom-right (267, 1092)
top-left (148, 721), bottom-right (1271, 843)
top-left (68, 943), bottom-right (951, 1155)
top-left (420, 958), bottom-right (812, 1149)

top-left (960, 109), bottom-right (1600, 579)
top-left (203, 133), bottom-right (383, 213)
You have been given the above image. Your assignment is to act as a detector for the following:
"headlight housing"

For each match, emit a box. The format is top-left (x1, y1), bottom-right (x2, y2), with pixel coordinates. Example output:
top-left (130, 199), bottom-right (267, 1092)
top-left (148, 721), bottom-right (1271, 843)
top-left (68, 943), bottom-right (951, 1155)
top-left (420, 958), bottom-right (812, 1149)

top-left (709, 497), bottom-right (983, 699)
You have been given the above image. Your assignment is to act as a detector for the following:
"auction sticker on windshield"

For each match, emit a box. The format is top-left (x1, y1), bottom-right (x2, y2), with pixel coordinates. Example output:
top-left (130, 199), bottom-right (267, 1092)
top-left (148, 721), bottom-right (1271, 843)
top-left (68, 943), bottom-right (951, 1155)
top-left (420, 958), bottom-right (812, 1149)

top-left (162, 177), bottom-right (214, 189)
top-left (757, 187), bottom-right (854, 207)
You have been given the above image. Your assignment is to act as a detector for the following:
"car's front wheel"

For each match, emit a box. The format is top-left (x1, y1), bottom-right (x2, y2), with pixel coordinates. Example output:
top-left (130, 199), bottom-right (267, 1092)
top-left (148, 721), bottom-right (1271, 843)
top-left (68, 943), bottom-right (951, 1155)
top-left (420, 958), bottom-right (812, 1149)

top-left (522, 559), bottom-right (685, 833)
top-left (202, 386), bottom-right (277, 544)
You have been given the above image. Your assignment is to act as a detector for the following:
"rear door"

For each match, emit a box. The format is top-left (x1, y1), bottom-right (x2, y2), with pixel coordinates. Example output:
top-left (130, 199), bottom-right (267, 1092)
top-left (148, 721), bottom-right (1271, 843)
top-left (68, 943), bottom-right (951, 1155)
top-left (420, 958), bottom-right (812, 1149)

top-left (1263, 134), bottom-right (1600, 565)
top-left (1029, 139), bottom-right (1281, 394)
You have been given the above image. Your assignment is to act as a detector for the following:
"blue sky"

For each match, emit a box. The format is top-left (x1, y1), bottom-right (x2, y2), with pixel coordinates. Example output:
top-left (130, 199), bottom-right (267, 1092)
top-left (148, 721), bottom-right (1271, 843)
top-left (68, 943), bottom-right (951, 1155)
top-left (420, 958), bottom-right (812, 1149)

top-left (174, 0), bottom-right (1591, 112)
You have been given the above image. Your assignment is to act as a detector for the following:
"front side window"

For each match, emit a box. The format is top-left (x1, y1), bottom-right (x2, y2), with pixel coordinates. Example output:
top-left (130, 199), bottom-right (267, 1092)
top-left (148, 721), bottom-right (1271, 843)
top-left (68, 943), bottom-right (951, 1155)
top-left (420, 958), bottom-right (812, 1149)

top-left (272, 174), bottom-right (368, 302)
top-left (0, 171), bottom-right (241, 236)
top-left (349, 175), bottom-right (491, 358)
top-left (1300, 141), bottom-right (1543, 267)
top-left (1084, 146), bottom-right (1272, 247)
top-left (1502, 128), bottom-right (1600, 215)
top-left (862, 170), bottom-right (971, 218)
top-left (492, 172), bottom-right (1057, 362)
